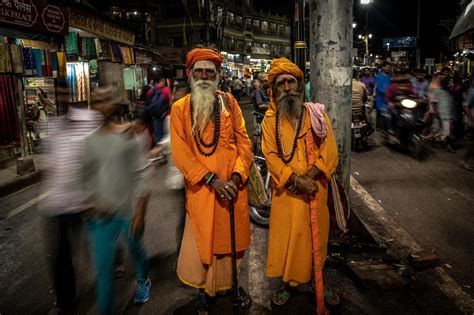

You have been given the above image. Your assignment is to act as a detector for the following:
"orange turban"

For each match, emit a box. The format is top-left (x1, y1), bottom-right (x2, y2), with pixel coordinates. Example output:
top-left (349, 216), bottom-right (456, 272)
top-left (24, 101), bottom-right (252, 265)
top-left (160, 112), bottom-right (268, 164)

top-left (268, 58), bottom-right (304, 87)
top-left (186, 48), bottom-right (224, 73)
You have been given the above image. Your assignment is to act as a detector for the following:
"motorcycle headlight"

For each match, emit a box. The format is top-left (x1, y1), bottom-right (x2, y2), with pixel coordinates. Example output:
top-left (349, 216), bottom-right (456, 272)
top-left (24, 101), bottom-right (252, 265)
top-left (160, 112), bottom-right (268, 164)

top-left (401, 99), bottom-right (417, 109)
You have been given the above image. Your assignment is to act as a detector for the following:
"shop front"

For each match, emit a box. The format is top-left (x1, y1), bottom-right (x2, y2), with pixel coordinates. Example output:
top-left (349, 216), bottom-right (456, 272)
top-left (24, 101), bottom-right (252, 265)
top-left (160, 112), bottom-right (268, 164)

top-left (66, 9), bottom-right (136, 111)
top-left (0, 0), bottom-right (68, 156)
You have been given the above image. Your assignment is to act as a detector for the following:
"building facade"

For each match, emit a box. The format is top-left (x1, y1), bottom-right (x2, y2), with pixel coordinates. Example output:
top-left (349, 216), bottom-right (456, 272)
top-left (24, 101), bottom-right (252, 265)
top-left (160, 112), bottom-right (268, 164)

top-left (110, 0), bottom-right (291, 77)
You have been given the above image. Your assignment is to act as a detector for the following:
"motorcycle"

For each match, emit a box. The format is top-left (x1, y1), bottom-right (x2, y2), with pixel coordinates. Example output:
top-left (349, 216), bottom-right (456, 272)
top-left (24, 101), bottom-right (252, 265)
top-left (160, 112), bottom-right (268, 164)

top-left (351, 104), bottom-right (373, 152)
top-left (383, 97), bottom-right (428, 160)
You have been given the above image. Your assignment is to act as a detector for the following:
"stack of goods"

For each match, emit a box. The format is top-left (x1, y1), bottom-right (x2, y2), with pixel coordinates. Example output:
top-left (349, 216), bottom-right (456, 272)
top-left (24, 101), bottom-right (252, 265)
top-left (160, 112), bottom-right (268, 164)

top-left (0, 43), bottom-right (24, 74)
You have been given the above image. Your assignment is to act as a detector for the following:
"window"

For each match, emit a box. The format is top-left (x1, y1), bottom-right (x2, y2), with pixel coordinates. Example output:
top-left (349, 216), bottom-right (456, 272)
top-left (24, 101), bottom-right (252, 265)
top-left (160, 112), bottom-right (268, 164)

top-left (285, 26), bottom-right (291, 36)
top-left (262, 43), bottom-right (269, 49)
top-left (236, 40), bottom-right (244, 51)
top-left (279, 24), bottom-right (284, 35)
top-left (254, 42), bottom-right (261, 47)
top-left (270, 23), bottom-right (276, 33)
top-left (236, 15), bottom-right (243, 26)
top-left (285, 46), bottom-right (291, 55)
top-left (246, 18), bottom-right (252, 31)
top-left (262, 21), bottom-right (268, 34)
top-left (228, 12), bottom-right (234, 25)
top-left (253, 20), bottom-right (260, 27)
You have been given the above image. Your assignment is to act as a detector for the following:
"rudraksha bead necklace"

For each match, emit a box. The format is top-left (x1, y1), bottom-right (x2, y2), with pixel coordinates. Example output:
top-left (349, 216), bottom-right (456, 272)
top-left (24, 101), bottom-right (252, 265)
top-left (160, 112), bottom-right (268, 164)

top-left (190, 98), bottom-right (221, 157)
top-left (275, 107), bottom-right (305, 164)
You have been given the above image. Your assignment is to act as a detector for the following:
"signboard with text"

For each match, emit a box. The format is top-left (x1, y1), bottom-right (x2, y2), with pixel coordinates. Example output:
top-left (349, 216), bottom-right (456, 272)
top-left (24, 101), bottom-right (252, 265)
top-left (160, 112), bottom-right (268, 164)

top-left (0, 0), bottom-right (68, 35)
top-left (69, 10), bottom-right (134, 46)
top-left (383, 37), bottom-right (417, 48)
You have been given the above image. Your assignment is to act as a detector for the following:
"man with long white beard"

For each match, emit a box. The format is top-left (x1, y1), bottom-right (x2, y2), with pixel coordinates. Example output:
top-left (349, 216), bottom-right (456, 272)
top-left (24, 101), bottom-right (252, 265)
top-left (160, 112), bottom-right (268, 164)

top-left (261, 58), bottom-right (338, 314)
top-left (170, 48), bottom-right (253, 313)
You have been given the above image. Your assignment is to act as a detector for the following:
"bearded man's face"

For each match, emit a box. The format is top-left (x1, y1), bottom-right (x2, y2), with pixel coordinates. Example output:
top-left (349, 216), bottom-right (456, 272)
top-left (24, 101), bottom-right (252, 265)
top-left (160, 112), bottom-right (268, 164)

top-left (274, 74), bottom-right (304, 121)
top-left (190, 60), bottom-right (219, 132)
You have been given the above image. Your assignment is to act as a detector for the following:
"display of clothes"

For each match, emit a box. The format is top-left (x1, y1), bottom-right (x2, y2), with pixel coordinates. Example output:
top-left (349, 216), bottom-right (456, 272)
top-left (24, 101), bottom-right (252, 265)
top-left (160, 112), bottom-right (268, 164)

top-left (0, 74), bottom-right (20, 144)
top-left (0, 43), bottom-right (12, 73)
top-left (120, 47), bottom-right (135, 65)
top-left (82, 37), bottom-right (98, 60)
top-left (21, 47), bottom-right (66, 78)
top-left (66, 32), bottom-right (79, 59)
top-left (67, 63), bottom-right (88, 103)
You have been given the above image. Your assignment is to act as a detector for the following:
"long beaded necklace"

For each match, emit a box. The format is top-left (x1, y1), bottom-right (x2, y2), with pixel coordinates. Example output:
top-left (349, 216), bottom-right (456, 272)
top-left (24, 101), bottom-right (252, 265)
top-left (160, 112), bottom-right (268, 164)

top-left (275, 108), bottom-right (305, 164)
top-left (190, 97), bottom-right (221, 157)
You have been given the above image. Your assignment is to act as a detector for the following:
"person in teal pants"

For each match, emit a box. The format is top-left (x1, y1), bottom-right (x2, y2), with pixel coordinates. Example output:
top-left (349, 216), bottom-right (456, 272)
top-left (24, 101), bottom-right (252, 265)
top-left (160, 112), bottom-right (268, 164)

top-left (83, 86), bottom-right (152, 314)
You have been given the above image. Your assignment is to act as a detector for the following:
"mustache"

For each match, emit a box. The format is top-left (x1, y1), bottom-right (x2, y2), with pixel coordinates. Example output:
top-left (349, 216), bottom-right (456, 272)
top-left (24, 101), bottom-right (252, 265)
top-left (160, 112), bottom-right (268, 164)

top-left (277, 90), bottom-right (302, 101)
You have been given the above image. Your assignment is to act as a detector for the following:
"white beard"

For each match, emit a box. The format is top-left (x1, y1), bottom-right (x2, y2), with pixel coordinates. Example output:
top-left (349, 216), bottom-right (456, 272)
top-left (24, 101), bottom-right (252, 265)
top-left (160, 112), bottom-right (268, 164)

top-left (190, 76), bottom-right (219, 132)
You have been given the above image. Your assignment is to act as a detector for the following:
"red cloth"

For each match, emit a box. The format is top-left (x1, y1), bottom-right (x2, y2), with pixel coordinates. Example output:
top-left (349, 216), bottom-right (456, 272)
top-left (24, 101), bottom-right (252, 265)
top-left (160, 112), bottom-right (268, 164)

top-left (0, 75), bottom-right (20, 143)
top-left (185, 48), bottom-right (223, 76)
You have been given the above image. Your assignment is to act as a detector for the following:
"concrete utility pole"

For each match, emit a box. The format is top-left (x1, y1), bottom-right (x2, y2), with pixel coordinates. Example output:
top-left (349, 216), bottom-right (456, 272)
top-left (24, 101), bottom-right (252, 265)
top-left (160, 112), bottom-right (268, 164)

top-left (309, 0), bottom-right (353, 189)
top-left (416, 0), bottom-right (421, 69)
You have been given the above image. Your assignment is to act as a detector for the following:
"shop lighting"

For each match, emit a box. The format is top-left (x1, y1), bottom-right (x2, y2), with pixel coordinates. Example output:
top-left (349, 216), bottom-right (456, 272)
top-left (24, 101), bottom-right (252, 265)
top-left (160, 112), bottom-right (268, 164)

top-left (368, 33), bottom-right (373, 39)
top-left (153, 67), bottom-right (157, 71)
top-left (360, 0), bottom-right (372, 4)
top-left (352, 22), bottom-right (357, 28)
top-left (134, 11), bottom-right (138, 15)
top-left (247, 56), bottom-right (251, 59)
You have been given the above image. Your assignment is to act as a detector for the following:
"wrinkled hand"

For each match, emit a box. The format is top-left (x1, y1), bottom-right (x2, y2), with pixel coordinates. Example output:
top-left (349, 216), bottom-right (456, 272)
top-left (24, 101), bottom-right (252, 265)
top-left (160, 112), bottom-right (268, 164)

top-left (212, 178), bottom-right (238, 201)
top-left (287, 184), bottom-right (302, 195)
top-left (231, 173), bottom-right (242, 187)
top-left (306, 166), bottom-right (322, 180)
top-left (295, 176), bottom-right (318, 195)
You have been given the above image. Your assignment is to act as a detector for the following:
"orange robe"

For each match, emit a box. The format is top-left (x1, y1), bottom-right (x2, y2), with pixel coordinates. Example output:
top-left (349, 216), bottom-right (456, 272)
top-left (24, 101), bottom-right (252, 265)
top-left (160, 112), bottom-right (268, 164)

top-left (170, 92), bottom-right (253, 265)
top-left (262, 104), bottom-right (338, 285)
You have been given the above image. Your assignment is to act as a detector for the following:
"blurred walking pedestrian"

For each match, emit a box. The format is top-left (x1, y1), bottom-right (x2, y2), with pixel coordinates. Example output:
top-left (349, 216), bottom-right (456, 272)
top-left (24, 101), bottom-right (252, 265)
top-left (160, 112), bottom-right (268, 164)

top-left (82, 86), bottom-right (151, 314)
top-left (40, 90), bottom-right (103, 314)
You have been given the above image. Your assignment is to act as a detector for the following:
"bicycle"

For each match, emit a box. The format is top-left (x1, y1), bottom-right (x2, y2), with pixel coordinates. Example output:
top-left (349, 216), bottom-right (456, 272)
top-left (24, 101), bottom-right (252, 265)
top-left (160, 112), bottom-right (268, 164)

top-left (248, 111), bottom-right (272, 227)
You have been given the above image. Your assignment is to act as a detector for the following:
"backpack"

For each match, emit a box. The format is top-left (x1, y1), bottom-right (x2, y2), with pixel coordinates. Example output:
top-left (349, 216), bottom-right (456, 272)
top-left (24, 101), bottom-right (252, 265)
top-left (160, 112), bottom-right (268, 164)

top-left (147, 87), bottom-right (170, 120)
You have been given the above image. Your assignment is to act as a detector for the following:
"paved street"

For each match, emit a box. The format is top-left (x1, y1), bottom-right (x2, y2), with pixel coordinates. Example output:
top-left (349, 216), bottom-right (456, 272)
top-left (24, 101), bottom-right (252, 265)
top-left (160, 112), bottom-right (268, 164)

top-left (0, 100), bottom-right (472, 314)
top-left (351, 134), bottom-right (474, 295)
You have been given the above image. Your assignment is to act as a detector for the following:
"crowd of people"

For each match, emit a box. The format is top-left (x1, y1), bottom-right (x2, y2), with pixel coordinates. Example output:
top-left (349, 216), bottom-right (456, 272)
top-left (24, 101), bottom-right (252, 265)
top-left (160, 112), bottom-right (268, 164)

top-left (351, 63), bottom-right (474, 169)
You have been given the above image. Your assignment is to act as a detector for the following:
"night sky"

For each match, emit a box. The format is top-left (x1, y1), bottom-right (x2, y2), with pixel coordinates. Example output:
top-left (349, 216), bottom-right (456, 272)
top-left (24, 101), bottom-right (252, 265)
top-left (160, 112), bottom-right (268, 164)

top-left (256, 0), bottom-right (461, 63)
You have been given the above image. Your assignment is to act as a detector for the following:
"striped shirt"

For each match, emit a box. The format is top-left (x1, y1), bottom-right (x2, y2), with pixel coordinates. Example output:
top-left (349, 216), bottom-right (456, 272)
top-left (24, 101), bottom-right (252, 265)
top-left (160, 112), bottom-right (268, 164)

top-left (39, 107), bottom-right (103, 216)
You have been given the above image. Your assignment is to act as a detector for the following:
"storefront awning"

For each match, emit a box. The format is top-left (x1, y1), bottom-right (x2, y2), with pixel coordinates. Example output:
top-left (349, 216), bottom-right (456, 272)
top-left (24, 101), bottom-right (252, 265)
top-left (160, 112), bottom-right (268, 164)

top-left (450, 2), bottom-right (474, 39)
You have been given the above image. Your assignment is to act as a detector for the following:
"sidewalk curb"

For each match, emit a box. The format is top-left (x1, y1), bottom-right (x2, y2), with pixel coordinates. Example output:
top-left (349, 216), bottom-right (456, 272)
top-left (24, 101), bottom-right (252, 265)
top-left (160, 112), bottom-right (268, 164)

top-left (0, 170), bottom-right (42, 198)
top-left (350, 175), bottom-right (474, 314)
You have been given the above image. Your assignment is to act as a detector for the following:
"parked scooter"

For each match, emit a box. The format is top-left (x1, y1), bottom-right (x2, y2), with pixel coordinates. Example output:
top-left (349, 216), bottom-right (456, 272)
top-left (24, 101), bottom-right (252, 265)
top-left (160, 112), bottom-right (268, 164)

top-left (382, 97), bottom-right (428, 160)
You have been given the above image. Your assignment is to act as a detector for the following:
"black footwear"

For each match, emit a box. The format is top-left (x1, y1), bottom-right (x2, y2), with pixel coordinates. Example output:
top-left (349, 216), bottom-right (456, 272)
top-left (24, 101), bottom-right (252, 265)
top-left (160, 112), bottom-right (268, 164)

top-left (195, 293), bottom-right (210, 315)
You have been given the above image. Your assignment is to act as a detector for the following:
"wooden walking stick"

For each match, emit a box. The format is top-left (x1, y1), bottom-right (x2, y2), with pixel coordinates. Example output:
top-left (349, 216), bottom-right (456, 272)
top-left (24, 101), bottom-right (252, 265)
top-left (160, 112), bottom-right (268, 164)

top-left (305, 132), bottom-right (328, 315)
top-left (228, 199), bottom-right (252, 314)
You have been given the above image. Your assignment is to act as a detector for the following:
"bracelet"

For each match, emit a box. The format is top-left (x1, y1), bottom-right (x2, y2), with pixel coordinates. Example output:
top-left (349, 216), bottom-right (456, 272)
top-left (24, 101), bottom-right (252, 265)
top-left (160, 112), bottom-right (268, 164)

top-left (208, 175), bottom-right (218, 186)
top-left (205, 173), bottom-right (216, 185)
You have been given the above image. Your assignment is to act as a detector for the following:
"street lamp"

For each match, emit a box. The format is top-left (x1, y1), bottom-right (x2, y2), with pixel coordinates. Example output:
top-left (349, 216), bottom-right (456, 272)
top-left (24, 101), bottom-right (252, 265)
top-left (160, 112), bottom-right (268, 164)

top-left (358, 34), bottom-right (372, 65)
top-left (360, 0), bottom-right (373, 65)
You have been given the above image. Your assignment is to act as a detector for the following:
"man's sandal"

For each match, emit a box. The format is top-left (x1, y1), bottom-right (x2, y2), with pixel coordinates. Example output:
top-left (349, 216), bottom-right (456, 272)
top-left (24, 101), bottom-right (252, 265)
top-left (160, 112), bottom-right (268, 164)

top-left (272, 289), bottom-right (291, 306)
top-left (324, 288), bottom-right (341, 306)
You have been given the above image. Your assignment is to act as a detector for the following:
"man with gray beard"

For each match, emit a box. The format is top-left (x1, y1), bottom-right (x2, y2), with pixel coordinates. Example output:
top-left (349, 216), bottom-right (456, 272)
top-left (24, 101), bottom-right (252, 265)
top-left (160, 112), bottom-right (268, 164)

top-left (170, 48), bottom-right (253, 313)
top-left (262, 58), bottom-right (338, 313)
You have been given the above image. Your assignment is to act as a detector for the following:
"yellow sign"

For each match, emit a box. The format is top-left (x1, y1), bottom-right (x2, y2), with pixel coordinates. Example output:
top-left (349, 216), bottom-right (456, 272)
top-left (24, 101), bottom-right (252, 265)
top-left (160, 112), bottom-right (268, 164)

top-left (69, 11), bottom-right (134, 46)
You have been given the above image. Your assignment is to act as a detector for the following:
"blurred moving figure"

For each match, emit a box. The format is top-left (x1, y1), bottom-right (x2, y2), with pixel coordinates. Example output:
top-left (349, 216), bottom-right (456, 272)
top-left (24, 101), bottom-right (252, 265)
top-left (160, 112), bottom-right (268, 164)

top-left (460, 79), bottom-right (474, 170)
top-left (40, 96), bottom-right (103, 313)
top-left (82, 86), bottom-right (151, 314)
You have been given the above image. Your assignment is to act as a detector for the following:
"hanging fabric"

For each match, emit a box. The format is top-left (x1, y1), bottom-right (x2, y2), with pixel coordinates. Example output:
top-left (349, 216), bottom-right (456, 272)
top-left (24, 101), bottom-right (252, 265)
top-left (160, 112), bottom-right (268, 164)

top-left (57, 51), bottom-right (66, 79)
top-left (66, 32), bottom-right (79, 60)
top-left (10, 44), bottom-right (24, 74)
top-left (0, 74), bottom-right (20, 144)
top-left (22, 48), bottom-right (36, 76)
top-left (0, 43), bottom-right (12, 73)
